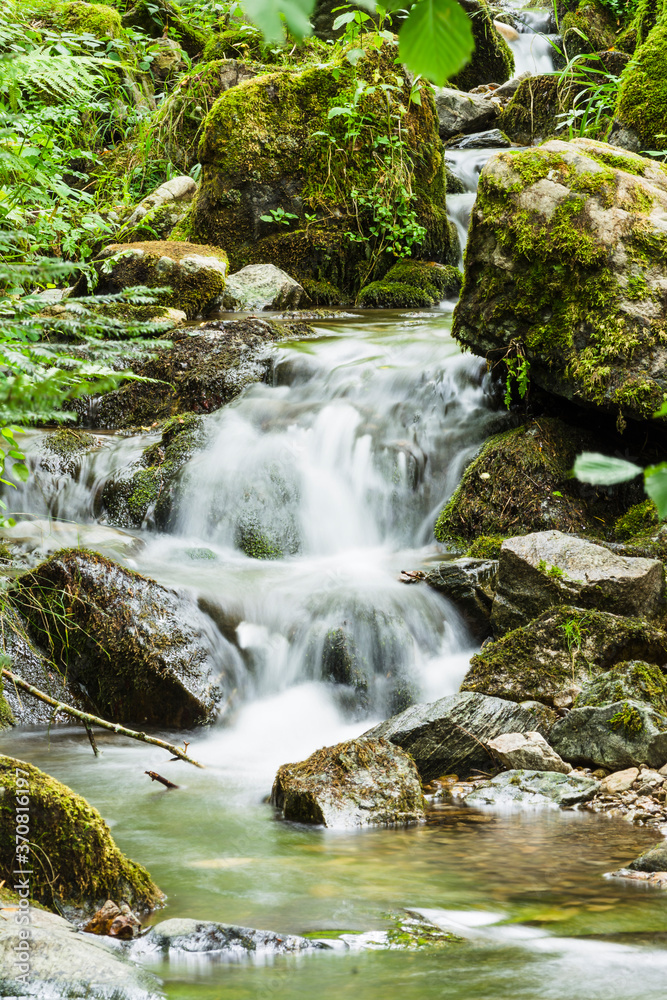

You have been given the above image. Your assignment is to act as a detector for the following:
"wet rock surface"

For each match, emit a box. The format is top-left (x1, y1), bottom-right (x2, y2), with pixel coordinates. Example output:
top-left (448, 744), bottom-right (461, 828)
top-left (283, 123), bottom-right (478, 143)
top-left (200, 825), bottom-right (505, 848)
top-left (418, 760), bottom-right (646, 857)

top-left (365, 692), bottom-right (551, 782)
top-left (424, 558), bottom-right (497, 639)
top-left (218, 263), bottom-right (305, 312)
top-left (550, 700), bottom-right (667, 770)
top-left (491, 531), bottom-right (665, 635)
top-left (435, 87), bottom-right (499, 140)
top-left (10, 549), bottom-right (231, 727)
top-left (271, 738), bottom-right (425, 828)
top-left (462, 768), bottom-right (600, 809)
top-left (134, 917), bottom-right (325, 955)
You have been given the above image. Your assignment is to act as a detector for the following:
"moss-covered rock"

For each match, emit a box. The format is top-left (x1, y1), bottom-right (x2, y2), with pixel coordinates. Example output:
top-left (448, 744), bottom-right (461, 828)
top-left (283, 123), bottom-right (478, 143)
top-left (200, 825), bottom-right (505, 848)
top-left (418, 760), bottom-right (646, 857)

top-left (561, 0), bottom-right (619, 58)
top-left (616, 0), bottom-right (665, 54)
top-left (10, 549), bottom-right (229, 726)
top-left (357, 281), bottom-right (435, 309)
top-left (102, 413), bottom-right (205, 529)
top-left (616, 18), bottom-right (667, 150)
top-left (270, 738), bottom-right (425, 827)
top-left (453, 137), bottom-right (667, 424)
top-left (0, 755), bottom-right (163, 913)
top-left (434, 417), bottom-right (639, 546)
top-left (82, 318), bottom-right (309, 429)
top-left (501, 75), bottom-right (577, 145)
top-left (465, 534), bottom-right (506, 559)
top-left (614, 499), bottom-right (660, 539)
top-left (300, 277), bottom-right (347, 305)
top-left (462, 607), bottom-right (667, 709)
top-left (449, 0), bottom-right (514, 90)
top-left (90, 241), bottom-right (228, 320)
top-left (575, 659), bottom-right (667, 714)
top-left (357, 261), bottom-right (462, 307)
top-left (57, 0), bottom-right (123, 38)
top-left (183, 43), bottom-right (457, 297)
top-left (0, 678), bottom-right (14, 728)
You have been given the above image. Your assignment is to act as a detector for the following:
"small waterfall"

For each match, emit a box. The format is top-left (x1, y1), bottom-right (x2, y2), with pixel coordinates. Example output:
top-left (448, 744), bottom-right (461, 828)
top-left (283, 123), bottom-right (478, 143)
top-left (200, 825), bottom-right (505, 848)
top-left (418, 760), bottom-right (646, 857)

top-left (507, 8), bottom-right (558, 77)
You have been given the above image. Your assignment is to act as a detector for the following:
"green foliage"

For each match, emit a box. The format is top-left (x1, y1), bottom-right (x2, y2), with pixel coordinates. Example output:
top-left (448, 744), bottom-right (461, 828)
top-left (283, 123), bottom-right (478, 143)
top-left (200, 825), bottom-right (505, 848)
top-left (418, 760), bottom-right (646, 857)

top-left (574, 450), bottom-right (667, 518)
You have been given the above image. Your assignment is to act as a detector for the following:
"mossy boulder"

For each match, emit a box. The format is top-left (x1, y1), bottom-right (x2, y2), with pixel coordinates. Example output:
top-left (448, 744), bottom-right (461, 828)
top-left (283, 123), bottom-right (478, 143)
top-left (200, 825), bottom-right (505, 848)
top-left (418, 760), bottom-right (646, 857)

top-left (270, 738), bottom-right (425, 827)
top-left (102, 414), bottom-right (206, 529)
top-left (57, 0), bottom-right (123, 38)
top-left (36, 427), bottom-right (99, 479)
top-left (82, 318), bottom-right (308, 429)
top-left (449, 0), bottom-right (514, 91)
top-left (0, 755), bottom-right (163, 913)
top-left (10, 549), bottom-right (230, 726)
top-left (90, 241), bottom-right (228, 319)
top-left (549, 699), bottom-right (667, 769)
top-left (453, 137), bottom-right (667, 423)
top-left (614, 499), bottom-right (660, 539)
top-left (561, 0), bottom-right (619, 58)
top-left (0, 677), bottom-right (14, 728)
top-left (116, 175), bottom-right (197, 244)
top-left (358, 260), bottom-right (462, 307)
top-left (616, 19), bottom-right (667, 150)
top-left (616, 0), bottom-right (664, 54)
top-left (183, 44), bottom-right (458, 297)
top-left (434, 417), bottom-right (639, 547)
top-left (462, 606), bottom-right (667, 709)
top-left (575, 659), bottom-right (667, 714)
top-left (501, 76), bottom-right (577, 145)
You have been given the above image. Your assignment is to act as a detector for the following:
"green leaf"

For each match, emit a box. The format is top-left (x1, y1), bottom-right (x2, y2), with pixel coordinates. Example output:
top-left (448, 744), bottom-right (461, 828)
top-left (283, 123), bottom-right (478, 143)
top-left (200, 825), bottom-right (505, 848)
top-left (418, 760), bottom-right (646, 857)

top-left (573, 451), bottom-right (643, 485)
top-left (645, 463), bottom-right (667, 519)
top-left (654, 399), bottom-right (667, 418)
top-left (398, 0), bottom-right (474, 86)
top-left (241, 0), bottom-right (316, 42)
top-left (332, 10), bottom-right (357, 28)
top-left (10, 463), bottom-right (29, 482)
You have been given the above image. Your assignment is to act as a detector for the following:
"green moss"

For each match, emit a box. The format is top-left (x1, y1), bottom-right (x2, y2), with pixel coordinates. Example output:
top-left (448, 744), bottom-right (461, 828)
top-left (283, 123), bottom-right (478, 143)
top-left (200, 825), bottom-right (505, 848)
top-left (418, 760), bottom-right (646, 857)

top-left (614, 499), bottom-right (659, 539)
top-left (202, 25), bottom-right (271, 62)
top-left (576, 660), bottom-right (667, 713)
top-left (608, 700), bottom-right (645, 735)
top-left (501, 76), bottom-right (575, 144)
top-left (237, 525), bottom-right (285, 560)
top-left (0, 678), bottom-right (14, 729)
top-left (449, 0), bottom-right (514, 90)
top-left (465, 534), bottom-right (506, 559)
top-left (385, 913), bottom-right (462, 949)
top-left (56, 0), bottom-right (123, 38)
top-left (357, 281), bottom-right (435, 309)
top-left (561, 0), bottom-right (619, 55)
top-left (186, 44), bottom-right (457, 296)
top-left (616, 20), bottom-right (667, 149)
top-left (0, 754), bottom-right (162, 912)
top-left (434, 417), bottom-right (627, 544)
top-left (384, 260), bottom-right (463, 298)
top-left (301, 277), bottom-right (347, 306)
top-left (102, 413), bottom-right (204, 529)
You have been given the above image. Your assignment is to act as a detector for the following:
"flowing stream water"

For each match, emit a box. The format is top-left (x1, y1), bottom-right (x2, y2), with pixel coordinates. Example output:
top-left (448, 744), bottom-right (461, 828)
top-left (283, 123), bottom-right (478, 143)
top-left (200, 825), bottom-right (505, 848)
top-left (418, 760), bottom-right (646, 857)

top-left (5, 19), bottom-right (667, 997)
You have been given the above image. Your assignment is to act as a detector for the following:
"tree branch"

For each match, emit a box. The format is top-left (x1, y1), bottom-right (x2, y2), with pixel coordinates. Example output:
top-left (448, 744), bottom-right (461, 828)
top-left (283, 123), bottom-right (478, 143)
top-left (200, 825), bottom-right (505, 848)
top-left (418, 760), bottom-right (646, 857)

top-left (2, 667), bottom-right (204, 768)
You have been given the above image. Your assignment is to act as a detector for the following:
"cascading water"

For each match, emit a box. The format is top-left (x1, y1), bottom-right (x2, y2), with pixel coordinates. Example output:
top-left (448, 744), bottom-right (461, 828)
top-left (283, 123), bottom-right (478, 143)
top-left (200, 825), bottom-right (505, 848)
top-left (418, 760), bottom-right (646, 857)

top-left (12, 315), bottom-right (504, 721)
top-left (506, 7), bottom-right (558, 77)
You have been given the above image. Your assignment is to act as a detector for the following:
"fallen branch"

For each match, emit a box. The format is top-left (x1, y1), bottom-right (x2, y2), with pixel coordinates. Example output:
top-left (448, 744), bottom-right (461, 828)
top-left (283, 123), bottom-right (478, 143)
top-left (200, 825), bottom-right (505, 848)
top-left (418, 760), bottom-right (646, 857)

top-left (2, 667), bottom-right (204, 768)
top-left (145, 770), bottom-right (179, 790)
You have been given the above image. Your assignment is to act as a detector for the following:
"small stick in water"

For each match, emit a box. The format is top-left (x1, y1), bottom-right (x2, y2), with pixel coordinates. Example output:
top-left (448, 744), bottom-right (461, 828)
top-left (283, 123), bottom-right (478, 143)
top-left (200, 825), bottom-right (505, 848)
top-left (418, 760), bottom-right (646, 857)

top-left (145, 770), bottom-right (179, 790)
top-left (84, 721), bottom-right (100, 757)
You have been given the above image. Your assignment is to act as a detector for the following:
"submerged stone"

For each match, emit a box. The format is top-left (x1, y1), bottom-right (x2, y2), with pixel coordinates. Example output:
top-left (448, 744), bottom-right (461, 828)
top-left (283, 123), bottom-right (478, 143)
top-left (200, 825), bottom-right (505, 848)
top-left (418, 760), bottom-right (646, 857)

top-left (135, 917), bottom-right (324, 955)
top-left (462, 768), bottom-right (600, 809)
top-left (271, 738), bottom-right (425, 828)
top-left (364, 692), bottom-right (550, 782)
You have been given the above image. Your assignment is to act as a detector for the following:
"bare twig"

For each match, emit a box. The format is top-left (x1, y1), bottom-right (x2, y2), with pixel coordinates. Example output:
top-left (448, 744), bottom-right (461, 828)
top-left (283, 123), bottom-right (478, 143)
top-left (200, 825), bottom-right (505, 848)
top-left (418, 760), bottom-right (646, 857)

top-left (84, 720), bottom-right (100, 757)
top-left (2, 668), bottom-right (204, 768)
top-left (145, 770), bottom-right (179, 790)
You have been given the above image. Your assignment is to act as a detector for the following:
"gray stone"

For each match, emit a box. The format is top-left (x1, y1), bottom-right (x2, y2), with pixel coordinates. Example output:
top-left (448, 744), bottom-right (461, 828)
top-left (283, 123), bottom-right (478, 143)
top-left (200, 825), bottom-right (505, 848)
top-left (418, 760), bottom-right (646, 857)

top-left (434, 87), bottom-right (499, 140)
top-left (462, 768), bottom-right (600, 809)
top-left (0, 903), bottom-right (163, 999)
top-left (607, 121), bottom-right (641, 152)
top-left (600, 766), bottom-right (639, 793)
top-left (492, 72), bottom-right (532, 99)
top-left (218, 263), bottom-right (305, 312)
top-left (487, 731), bottom-right (572, 774)
top-left (134, 917), bottom-right (324, 956)
top-left (424, 558), bottom-right (497, 639)
top-left (271, 738), bottom-right (425, 828)
top-left (364, 692), bottom-right (550, 782)
top-left (628, 843), bottom-right (667, 872)
top-left (491, 531), bottom-right (664, 635)
top-left (121, 176), bottom-right (197, 232)
top-left (447, 129), bottom-right (511, 150)
top-left (549, 699), bottom-right (667, 770)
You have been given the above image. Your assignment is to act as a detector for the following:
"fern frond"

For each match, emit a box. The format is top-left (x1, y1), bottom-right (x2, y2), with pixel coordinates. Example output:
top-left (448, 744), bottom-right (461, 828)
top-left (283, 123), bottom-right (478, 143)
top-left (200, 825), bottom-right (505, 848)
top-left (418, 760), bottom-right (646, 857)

top-left (0, 51), bottom-right (110, 107)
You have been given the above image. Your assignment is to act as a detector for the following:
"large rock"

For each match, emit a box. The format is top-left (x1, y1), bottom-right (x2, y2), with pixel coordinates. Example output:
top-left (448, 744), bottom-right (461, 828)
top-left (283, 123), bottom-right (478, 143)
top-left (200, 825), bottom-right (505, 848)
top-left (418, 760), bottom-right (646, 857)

top-left (10, 549), bottom-right (231, 726)
top-left (628, 842), bottom-right (667, 872)
top-left (220, 263), bottom-right (305, 311)
top-left (490, 530), bottom-right (665, 634)
top-left (80, 318), bottom-right (309, 429)
top-left (462, 607), bottom-right (667, 710)
top-left (462, 769), bottom-right (600, 809)
top-left (180, 44), bottom-right (458, 300)
top-left (549, 700), bottom-right (667, 769)
top-left (486, 731), bottom-right (572, 774)
top-left (0, 902), bottom-right (163, 1000)
top-left (135, 917), bottom-right (324, 955)
top-left (270, 738), bottom-right (425, 828)
top-left (453, 138), bottom-right (667, 423)
top-left (364, 692), bottom-right (551, 782)
top-left (87, 241), bottom-right (228, 319)
top-left (116, 175), bottom-right (197, 243)
top-left (449, 0), bottom-right (514, 91)
top-left (616, 19), bottom-right (667, 149)
top-left (424, 557), bottom-right (497, 638)
top-left (575, 660), bottom-right (667, 715)
top-left (501, 75), bottom-right (577, 145)
top-left (434, 87), bottom-right (499, 140)
top-left (434, 418), bottom-right (640, 547)
top-left (0, 756), bottom-right (162, 913)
